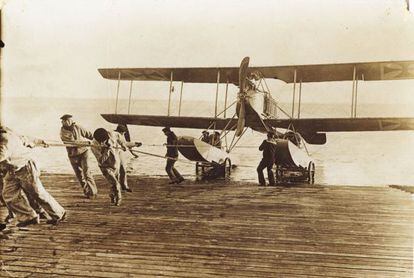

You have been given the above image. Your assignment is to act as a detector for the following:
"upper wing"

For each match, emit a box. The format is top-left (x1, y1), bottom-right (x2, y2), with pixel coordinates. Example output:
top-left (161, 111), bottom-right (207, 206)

top-left (98, 67), bottom-right (240, 84)
top-left (101, 114), bottom-right (238, 130)
top-left (98, 60), bottom-right (414, 84)
top-left (255, 61), bottom-right (414, 83)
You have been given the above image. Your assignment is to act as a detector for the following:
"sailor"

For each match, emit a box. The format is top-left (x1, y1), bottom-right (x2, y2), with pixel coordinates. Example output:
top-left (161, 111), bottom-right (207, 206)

top-left (60, 114), bottom-right (98, 199)
top-left (113, 124), bottom-right (142, 192)
top-left (257, 132), bottom-right (277, 186)
top-left (201, 130), bottom-right (210, 143)
top-left (0, 128), bottom-right (49, 224)
top-left (91, 128), bottom-right (124, 206)
top-left (0, 126), bottom-right (66, 229)
top-left (209, 131), bottom-right (222, 149)
top-left (1, 169), bottom-right (49, 224)
top-left (213, 131), bottom-right (222, 148)
top-left (0, 172), bottom-right (15, 223)
top-left (162, 127), bottom-right (184, 184)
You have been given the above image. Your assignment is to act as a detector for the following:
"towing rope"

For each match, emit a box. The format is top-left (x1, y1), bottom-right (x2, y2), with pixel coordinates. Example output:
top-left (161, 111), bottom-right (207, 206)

top-left (43, 140), bottom-right (255, 168)
top-left (45, 140), bottom-right (260, 149)
top-left (143, 144), bottom-right (258, 149)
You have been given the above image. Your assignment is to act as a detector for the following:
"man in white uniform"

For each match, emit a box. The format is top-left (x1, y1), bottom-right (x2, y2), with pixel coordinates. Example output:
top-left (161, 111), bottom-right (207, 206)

top-left (0, 126), bottom-right (66, 229)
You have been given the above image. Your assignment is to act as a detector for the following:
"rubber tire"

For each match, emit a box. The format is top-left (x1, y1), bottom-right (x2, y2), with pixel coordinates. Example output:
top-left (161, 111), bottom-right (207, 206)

top-left (224, 158), bottom-right (231, 181)
top-left (307, 161), bottom-right (315, 184)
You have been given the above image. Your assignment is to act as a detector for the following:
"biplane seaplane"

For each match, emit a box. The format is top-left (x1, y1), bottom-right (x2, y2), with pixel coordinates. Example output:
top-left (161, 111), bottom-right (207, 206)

top-left (98, 57), bottom-right (414, 183)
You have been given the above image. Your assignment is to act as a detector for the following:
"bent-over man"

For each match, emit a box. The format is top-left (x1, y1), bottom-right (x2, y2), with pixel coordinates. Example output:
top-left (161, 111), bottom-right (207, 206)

top-left (91, 128), bottom-right (124, 206)
top-left (257, 132), bottom-right (277, 186)
top-left (60, 114), bottom-right (97, 198)
top-left (0, 126), bottom-right (66, 229)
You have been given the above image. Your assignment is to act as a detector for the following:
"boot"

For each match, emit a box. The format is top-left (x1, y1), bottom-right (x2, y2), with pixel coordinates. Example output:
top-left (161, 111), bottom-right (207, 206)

top-left (17, 217), bottom-right (39, 227)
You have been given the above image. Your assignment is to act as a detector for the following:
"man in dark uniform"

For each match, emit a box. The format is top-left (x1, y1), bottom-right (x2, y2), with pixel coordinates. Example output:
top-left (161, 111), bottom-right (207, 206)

top-left (60, 114), bottom-right (97, 198)
top-left (211, 131), bottom-right (222, 149)
top-left (257, 132), bottom-right (277, 186)
top-left (162, 127), bottom-right (184, 184)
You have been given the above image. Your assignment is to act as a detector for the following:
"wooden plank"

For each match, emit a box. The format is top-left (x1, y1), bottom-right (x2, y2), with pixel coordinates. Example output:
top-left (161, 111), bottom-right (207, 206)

top-left (1, 174), bottom-right (413, 277)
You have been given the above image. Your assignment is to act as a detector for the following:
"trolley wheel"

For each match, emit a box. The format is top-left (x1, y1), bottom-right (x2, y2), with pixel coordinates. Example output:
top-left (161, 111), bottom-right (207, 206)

top-left (275, 165), bottom-right (282, 183)
top-left (273, 165), bottom-right (279, 184)
top-left (195, 162), bottom-right (202, 180)
top-left (307, 161), bottom-right (315, 184)
top-left (224, 158), bottom-right (231, 181)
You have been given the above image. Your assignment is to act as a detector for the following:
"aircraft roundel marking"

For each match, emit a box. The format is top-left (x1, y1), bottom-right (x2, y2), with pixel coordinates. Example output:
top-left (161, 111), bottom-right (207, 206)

top-left (381, 62), bottom-right (414, 80)
top-left (379, 119), bottom-right (402, 130)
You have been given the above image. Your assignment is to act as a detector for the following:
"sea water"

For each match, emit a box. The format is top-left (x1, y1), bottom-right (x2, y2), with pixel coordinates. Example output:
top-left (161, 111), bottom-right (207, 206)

top-left (3, 97), bottom-right (414, 186)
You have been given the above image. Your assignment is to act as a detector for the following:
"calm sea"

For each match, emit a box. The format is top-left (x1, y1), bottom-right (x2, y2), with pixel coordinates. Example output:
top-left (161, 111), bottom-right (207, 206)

top-left (3, 97), bottom-right (414, 186)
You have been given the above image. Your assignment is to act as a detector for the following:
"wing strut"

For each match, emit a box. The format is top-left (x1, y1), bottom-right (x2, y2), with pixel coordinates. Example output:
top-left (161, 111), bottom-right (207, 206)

top-left (178, 81), bottom-right (184, 116)
top-left (115, 71), bottom-right (121, 114)
top-left (298, 81), bottom-right (302, 119)
top-left (167, 71), bottom-right (174, 116)
top-left (224, 81), bottom-right (229, 118)
top-left (212, 70), bottom-right (221, 146)
top-left (350, 66), bottom-right (363, 118)
top-left (351, 66), bottom-right (356, 117)
top-left (291, 69), bottom-right (297, 118)
top-left (128, 80), bottom-right (133, 114)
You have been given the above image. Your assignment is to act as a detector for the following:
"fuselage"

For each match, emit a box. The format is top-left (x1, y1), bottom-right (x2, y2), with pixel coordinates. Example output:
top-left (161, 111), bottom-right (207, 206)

top-left (236, 89), bottom-right (276, 133)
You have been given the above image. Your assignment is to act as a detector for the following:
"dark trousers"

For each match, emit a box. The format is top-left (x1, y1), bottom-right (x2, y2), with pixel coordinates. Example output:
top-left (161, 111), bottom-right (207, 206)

top-left (165, 158), bottom-right (183, 182)
top-left (257, 159), bottom-right (275, 186)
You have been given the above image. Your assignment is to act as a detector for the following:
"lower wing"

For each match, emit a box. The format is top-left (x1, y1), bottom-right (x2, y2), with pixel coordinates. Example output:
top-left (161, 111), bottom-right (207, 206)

top-left (101, 114), bottom-right (414, 145)
top-left (101, 114), bottom-right (238, 130)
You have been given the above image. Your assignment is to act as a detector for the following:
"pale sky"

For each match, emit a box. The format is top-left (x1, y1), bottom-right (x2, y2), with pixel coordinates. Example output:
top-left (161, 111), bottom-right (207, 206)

top-left (2, 0), bottom-right (414, 104)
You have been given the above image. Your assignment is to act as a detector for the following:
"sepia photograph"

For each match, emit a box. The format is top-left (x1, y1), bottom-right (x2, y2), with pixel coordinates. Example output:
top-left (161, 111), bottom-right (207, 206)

top-left (1, 0), bottom-right (413, 277)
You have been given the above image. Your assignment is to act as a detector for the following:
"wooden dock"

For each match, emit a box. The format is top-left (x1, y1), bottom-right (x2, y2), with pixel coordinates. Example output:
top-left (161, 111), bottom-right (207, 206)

top-left (1, 174), bottom-right (413, 277)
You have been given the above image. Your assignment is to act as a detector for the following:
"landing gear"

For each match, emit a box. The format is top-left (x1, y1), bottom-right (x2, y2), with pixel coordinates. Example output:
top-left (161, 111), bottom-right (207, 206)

top-left (273, 162), bottom-right (315, 184)
top-left (275, 165), bottom-right (282, 184)
top-left (224, 158), bottom-right (232, 181)
top-left (195, 159), bottom-right (232, 181)
top-left (307, 161), bottom-right (315, 184)
top-left (195, 162), bottom-right (204, 181)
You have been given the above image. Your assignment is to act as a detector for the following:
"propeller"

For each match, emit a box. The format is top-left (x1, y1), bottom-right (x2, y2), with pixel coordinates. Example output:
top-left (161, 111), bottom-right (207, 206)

top-left (235, 57), bottom-right (250, 136)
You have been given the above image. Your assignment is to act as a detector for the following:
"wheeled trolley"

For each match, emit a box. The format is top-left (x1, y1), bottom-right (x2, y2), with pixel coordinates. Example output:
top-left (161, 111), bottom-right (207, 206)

top-left (274, 138), bottom-right (315, 184)
top-left (177, 136), bottom-right (233, 181)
